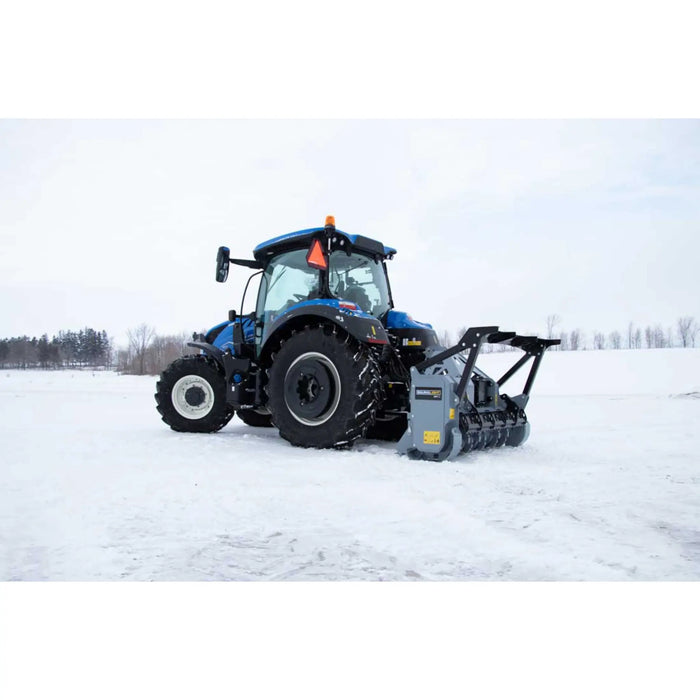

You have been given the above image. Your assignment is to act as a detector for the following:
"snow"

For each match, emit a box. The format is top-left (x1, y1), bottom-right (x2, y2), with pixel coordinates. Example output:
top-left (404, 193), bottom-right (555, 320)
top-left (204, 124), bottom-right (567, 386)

top-left (1, 348), bottom-right (699, 581)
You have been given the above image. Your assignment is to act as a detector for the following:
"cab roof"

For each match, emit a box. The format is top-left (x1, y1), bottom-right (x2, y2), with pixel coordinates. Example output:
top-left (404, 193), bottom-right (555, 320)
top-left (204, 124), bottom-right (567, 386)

top-left (253, 227), bottom-right (397, 262)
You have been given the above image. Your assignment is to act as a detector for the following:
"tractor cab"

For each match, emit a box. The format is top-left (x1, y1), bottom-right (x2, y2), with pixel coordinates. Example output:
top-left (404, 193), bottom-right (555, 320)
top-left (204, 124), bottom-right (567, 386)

top-left (216, 217), bottom-right (397, 355)
top-left (255, 242), bottom-right (394, 345)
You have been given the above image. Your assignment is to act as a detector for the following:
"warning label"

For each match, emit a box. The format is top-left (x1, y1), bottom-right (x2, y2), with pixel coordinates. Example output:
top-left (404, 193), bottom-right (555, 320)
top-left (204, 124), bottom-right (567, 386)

top-left (415, 387), bottom-right (442, 401)
top-left (423, 431), bottom-right (441, 445)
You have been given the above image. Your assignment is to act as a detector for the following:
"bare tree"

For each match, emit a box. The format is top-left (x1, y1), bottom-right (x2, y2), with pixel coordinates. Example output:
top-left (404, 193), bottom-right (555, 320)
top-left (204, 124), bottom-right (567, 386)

top-left (653, 325), bottom-right (666, 349)
top-left (146, 333), bottom-right (189, 374)
top-left (644, 326), bottom-right (653, 349)
top-left (559, 330), bottom-right (569, 351)
top-left (545, 314), bottom-right (561, 347)
top-left (439, 330), bottom-right (452, 348)
top-left (127, 323), bottom-right (156, 375)
top-left (634, 328), bottom-right (642, 349)
top-left (609, 330), bottom-right (621, 350)
top-left (569, 329), bottom-right (581, 351)
top-left (677, 316), bottom-right (697, 348)
top-left (627, 322), bottom-right (635, 349)
top-left (593, 332), bottom-right (606, 350)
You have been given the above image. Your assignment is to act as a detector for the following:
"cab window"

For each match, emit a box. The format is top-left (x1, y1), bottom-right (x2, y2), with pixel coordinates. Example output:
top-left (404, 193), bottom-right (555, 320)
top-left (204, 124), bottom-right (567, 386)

top-left (256, 249), bottom-right (320, 330)
top-left (329, 252), bottom-right (391, 318)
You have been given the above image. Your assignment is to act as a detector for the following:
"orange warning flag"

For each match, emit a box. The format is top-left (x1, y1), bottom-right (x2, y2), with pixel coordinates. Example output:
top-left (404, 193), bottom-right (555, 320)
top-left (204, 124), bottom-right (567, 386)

top-left (306, 239), bottom-right (327, 270)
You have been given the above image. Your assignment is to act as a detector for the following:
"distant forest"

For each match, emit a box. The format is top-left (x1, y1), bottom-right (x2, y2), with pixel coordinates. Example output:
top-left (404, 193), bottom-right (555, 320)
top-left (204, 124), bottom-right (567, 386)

top-left (1, 316), bottom-right (697, 375)
top-left (0, 328), bottom-right (112, 369)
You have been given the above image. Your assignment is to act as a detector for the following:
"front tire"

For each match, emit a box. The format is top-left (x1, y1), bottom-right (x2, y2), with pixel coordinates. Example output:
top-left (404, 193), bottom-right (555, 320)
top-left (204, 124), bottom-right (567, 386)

top-left (155, 354), bottom-right (234, 433)
top-left (267, 326), bottom-right (382, 448)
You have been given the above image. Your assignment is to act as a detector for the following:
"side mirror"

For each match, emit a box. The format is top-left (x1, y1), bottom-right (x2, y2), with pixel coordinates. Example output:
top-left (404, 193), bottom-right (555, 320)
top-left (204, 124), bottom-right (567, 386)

top-left (215, 246), bottom-right (230, 283)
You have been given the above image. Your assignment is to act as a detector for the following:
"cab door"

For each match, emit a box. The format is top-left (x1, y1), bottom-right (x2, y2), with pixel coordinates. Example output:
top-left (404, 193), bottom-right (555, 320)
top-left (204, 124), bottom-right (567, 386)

top-left (254, 249), bottom-right (322, 352)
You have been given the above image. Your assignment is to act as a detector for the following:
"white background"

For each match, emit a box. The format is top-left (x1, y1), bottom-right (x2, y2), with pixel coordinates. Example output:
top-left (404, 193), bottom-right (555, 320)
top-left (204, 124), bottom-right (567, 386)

top-left (1, 1), bottom-right (699, 698)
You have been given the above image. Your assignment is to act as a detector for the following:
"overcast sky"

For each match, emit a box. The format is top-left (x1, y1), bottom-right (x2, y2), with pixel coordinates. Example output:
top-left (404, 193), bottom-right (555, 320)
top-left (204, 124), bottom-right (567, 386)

top-left (1, 119), bottom-right (698, 346)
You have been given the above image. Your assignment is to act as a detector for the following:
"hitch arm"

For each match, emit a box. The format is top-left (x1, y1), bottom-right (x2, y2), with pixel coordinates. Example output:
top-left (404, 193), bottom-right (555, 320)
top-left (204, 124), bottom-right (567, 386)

top-left (415, 326), bottom-right (499, 373)
top-left (416, 326), bottom-right (499, 402)
top-left (489, 333), bottom-right (561, 397)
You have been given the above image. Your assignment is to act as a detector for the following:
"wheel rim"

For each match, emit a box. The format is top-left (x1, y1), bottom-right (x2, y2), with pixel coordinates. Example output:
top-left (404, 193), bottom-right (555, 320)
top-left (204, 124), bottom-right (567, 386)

top-left (284, 351), bottom-right (341, 426)
top-left (171, 374), bottom-right (215, 419)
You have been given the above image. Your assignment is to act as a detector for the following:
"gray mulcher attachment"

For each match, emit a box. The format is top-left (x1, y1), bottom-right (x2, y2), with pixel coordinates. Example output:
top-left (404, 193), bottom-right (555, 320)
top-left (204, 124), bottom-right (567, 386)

top-left (397, 327), bottom-right (560, 461)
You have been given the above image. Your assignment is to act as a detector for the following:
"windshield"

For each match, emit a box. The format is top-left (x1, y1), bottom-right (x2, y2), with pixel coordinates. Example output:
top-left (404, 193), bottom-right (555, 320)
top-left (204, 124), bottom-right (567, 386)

top-left (256, 249), bottom-right (321, 333)
top-left (329, 251), bottom-right (391, 318)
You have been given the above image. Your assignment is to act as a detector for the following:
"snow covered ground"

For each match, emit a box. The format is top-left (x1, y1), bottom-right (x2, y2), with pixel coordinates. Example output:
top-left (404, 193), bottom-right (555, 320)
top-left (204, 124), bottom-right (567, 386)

top-left (1, 348), bottom-right (699, 581)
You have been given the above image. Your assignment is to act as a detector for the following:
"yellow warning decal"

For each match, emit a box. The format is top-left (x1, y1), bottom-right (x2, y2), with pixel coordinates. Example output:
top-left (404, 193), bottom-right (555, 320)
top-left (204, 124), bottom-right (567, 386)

top-left (423, 431), bottom-right (441, 445)
top-left (449, 408), bottom-right (455, 420)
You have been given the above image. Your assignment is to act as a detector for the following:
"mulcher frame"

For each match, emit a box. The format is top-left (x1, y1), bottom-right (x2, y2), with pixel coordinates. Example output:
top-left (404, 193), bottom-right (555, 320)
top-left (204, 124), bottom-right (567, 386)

top-left (416, 326), bottom-right (561, 410)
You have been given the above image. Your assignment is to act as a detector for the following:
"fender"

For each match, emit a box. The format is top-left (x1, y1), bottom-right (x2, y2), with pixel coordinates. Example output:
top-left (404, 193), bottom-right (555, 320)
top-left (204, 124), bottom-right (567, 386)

top-left (259, 301), bottom-right (389, 362)
top-left (186, 341), bottom-right (224, 367)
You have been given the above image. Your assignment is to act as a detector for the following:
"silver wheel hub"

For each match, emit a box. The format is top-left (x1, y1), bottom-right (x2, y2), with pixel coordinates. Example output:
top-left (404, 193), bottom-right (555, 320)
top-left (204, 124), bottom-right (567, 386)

top-left (172, 375), bottom-right (215, 419)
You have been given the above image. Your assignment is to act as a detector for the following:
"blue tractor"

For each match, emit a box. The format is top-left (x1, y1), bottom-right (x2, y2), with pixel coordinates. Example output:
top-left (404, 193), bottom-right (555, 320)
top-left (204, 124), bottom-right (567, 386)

top-left (155, 217), bottom-right (559, 461)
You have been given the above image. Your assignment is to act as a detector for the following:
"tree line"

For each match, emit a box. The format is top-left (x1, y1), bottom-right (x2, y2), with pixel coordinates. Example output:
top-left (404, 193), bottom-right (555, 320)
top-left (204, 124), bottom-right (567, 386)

top-left (444, 315), bottom-right (699, 352)
top-left (3, 316), bottom-right (698, 374)
top-left (0, 328), bottom-right (112, 369)
top-left (0, 324), bottom-right (190, 375)
top-left (550, 315), bottom-right (698, 351)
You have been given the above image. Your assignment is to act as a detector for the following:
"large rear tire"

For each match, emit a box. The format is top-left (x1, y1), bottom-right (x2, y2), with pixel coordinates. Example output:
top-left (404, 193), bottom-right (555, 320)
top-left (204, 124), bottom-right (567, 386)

top-left (155, 354), bottom-right (234, 433)
top-left (267, 326), bottom-right (382, 448)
